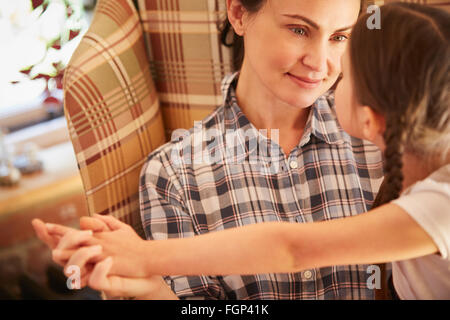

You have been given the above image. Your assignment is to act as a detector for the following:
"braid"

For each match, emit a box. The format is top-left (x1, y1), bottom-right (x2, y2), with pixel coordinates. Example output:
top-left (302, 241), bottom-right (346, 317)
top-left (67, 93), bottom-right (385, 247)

top-left (373, 114), bottom-right (406, 300)
top-left (372, 114), bottom-right (406, 209)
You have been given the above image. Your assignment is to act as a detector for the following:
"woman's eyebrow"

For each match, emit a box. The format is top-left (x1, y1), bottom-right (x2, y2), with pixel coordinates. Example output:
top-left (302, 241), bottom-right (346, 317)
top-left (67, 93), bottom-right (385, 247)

top-left (282, 14), bottom-right (354, 32)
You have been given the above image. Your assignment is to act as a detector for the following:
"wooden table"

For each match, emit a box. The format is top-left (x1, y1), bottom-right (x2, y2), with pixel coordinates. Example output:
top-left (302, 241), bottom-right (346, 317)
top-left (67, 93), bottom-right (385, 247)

top-left (0, 142), bottom-right (85, 218)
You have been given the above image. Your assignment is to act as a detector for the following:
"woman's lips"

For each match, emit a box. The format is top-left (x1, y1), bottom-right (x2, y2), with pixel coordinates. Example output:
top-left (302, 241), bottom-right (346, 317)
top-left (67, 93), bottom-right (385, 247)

top-left (287, 73), bottom-right (323, 89)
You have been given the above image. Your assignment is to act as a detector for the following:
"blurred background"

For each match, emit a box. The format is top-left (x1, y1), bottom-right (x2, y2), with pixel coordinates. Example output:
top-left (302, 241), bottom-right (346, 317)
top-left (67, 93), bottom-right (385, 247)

top-left (0, 0), bottom-right (99, 299)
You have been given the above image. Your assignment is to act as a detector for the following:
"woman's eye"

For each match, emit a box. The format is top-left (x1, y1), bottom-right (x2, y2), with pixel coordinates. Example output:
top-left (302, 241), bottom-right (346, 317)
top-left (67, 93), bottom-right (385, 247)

top-left (332, 34), bottom-right (348, 42)
top-left (290, 27), bottom-right (307, 37)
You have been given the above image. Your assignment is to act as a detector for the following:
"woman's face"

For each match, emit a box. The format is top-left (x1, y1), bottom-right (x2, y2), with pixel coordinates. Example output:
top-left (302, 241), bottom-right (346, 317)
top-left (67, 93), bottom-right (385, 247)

top-left (241, 0), bottom-right (361, 108)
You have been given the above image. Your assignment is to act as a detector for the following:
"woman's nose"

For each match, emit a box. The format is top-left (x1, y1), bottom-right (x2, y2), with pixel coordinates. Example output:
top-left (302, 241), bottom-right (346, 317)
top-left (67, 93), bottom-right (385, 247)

top-left (301, 40), bottom-right (328, 74)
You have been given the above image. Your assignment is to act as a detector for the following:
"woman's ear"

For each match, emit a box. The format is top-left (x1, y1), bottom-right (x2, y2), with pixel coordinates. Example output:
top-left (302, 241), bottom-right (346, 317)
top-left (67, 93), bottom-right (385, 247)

top-left (359, 106), bottom-right (385, 146)
top-left (226, 0), bottom-right (247, 36)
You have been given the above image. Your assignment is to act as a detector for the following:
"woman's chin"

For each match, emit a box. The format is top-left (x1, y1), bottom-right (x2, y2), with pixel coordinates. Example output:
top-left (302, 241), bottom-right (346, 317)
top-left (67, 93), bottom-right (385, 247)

top-left (280, 84), bottom-right (332, 108)
top-left (282, 93), bottom-right (323, 109)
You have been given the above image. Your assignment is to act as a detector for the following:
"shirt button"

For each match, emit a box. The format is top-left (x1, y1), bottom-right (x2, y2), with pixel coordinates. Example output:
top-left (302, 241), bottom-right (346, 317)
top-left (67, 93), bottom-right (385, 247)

top-left (303, 270), bottom-right (313, 279)
top-left (289, 161), bottom-right (298, 169)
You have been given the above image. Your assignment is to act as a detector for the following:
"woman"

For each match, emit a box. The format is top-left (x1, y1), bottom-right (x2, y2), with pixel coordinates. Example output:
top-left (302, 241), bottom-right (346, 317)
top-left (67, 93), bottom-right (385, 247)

top-left (34, 0), bottom-right (384, 300)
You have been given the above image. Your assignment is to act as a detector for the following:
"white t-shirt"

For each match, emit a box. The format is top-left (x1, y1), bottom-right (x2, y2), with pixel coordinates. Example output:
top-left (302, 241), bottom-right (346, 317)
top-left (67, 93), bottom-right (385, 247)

top-left (391, 164), bottom-right (450, 300)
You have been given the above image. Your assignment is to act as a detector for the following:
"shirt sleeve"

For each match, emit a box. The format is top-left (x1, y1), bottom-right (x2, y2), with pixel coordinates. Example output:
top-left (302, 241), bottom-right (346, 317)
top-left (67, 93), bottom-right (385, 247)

top-left (392, 179), bottom-right (450, 260)
top-left (139, 152), bottom-right (228, 300)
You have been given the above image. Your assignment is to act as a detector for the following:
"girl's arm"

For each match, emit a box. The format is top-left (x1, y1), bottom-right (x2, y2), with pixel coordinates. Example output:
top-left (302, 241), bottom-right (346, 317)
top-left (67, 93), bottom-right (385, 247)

top-left (144, 203), bottom-right (438, 276)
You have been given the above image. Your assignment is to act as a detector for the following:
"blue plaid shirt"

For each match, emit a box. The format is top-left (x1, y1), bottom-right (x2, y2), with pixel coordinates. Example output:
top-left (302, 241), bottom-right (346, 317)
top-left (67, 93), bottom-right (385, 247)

top-left (139, 73), bottom-right (384, 299)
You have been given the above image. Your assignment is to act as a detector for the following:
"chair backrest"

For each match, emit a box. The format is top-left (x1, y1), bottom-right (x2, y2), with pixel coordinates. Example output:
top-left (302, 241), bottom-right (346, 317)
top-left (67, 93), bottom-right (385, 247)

top-left (63, 0), bottom-right (166, 238)
top-left (137, 0), bottom-right (233, 138)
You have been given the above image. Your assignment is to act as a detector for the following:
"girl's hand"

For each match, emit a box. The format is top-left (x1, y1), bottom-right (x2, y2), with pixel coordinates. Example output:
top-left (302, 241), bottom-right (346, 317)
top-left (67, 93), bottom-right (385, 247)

top-left (32, 216), bottom-right (113, 287)
top-left (37, 217), bottom-right (111, 263)
top-left (52, 214), bottom-right (149, 280)
top-left (57, 215), bottom-right (177, 299)
top-left (88, 257), bottom-right (176, 299)
top-left (32, 218), bottom-right (69, 251)
top-left (34, 216), bottom-right (177, 299)
top-left (32, 216), bottom-right (111, 254)
top-left (80, 214), bottom-right (150, 279)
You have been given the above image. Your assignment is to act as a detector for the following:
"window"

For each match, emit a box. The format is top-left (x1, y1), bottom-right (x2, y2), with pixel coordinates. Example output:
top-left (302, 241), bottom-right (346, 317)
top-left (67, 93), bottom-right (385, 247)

top-left (0, 0), bottom-right (95, 136)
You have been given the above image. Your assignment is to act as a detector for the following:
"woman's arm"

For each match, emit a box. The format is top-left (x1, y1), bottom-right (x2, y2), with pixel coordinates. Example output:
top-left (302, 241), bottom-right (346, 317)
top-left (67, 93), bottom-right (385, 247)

top-left (144, 203), bottom-right (438, 276)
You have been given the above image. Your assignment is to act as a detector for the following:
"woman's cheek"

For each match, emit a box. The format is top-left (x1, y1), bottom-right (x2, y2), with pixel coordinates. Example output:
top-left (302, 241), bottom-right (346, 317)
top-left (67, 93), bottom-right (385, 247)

top-left (263, 48), bottom-right (286, 72)
top-left (268, 35), bottom-right (300, 69)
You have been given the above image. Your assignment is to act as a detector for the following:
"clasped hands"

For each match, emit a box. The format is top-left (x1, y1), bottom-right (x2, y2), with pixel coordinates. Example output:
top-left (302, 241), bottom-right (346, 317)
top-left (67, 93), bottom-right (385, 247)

top-left (31, 214), bottom-right (170, 299)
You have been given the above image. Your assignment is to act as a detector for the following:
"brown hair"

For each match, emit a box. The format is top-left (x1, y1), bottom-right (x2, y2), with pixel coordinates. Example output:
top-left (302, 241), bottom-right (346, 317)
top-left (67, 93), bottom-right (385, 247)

top-left (220, 0), bottom-right (372, 71)
top-left (349, 2), bottom-right (450, 208)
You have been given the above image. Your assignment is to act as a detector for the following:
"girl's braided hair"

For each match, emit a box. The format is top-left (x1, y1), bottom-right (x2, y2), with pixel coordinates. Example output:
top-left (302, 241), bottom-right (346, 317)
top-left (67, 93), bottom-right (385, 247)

top-left (349, 3), bottom-right (450, 208)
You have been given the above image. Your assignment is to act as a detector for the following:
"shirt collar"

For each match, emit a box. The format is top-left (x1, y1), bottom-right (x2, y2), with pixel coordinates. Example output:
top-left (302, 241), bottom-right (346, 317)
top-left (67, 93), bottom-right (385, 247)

top-left (220, 72), bottom-right (346, 148)
top-left (308, 90), bottom-right (346, 145)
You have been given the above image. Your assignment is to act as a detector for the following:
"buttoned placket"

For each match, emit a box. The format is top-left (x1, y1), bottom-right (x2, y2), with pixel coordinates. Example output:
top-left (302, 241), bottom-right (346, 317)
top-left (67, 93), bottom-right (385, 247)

top-left (287, 148), bottom-right (318, 296)
top-left (286, 148), bottom-right (305, 223)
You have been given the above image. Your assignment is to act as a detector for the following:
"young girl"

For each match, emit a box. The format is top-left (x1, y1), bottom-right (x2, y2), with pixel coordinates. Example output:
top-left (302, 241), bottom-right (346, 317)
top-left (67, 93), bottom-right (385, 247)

top-left (48, 2), bottom-right (449, 299)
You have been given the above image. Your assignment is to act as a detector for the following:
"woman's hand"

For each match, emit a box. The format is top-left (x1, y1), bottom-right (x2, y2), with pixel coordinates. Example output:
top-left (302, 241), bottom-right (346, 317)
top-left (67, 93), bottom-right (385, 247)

top-left (87, 257), bottom-right (177, 299)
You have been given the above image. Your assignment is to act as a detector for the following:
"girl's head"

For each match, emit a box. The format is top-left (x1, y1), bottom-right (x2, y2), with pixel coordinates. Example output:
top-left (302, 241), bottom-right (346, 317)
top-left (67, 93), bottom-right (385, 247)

top-left (221, 0), bottom-right (366, 109)
top-left (335, 3), bottom-right (450, 206)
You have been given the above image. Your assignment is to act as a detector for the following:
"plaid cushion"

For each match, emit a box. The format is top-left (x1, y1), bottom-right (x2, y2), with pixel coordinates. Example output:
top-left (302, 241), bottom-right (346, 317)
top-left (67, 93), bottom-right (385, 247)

top-left (137, 0), bottom-right (233, 138)
top-left (63, 0), bottom-right (166, 238)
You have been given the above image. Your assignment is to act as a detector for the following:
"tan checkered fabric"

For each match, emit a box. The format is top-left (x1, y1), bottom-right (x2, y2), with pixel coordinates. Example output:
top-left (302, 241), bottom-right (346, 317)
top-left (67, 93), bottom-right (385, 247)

top-left (137, 0), bottom-right (233, 138)
top-left (63, 0), bottom-right (166, 238)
